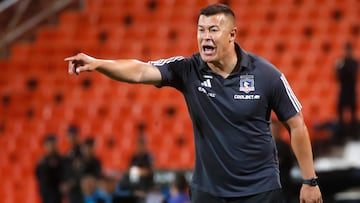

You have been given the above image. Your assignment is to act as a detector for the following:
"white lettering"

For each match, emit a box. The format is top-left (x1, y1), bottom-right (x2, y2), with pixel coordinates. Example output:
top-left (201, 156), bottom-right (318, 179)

top-left (234, 94), bottom-right (261, 100)
top-left (198, 86), bottom-right (207, 94)
top-left (197, 87), bottom-right (216, 98)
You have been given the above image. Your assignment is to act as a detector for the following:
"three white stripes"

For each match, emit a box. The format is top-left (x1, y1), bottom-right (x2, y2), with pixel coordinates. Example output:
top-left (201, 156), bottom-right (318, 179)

top-left (280, 74), bottom-right (302, 112)
top-left (149, 56), bottom-right (185, 66)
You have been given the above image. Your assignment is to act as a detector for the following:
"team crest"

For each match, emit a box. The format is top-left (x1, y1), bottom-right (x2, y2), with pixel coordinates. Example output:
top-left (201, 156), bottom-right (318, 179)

top-left (239, 75), bottom-right (255, 93)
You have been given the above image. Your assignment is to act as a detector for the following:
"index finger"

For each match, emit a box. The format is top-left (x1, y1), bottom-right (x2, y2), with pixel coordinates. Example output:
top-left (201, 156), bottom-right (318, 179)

top-left (64, 55), bottom-right (77, 61)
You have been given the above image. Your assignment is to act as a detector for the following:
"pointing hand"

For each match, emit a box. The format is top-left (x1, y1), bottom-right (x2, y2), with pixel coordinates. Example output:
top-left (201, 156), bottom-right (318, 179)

top-left (64, 53), bottom-right (98, 75)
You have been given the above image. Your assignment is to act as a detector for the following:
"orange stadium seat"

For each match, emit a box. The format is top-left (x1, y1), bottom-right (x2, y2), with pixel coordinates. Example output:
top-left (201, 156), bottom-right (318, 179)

top-left (59, 10), bottom-right (82, 24)
top-left (10, 43), bottom-right (31, 60)
top-left (2, 2), bottom-right (360, 203)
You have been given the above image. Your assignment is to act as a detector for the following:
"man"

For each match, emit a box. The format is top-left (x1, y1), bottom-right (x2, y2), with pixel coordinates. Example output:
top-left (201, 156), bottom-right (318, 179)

top-left (66, 124), bottom-right (82, 161)
top-left (336, 42), bottom-right (359, 140)
top-left (81, 137), bottom-right (102, 177)
top-left (119, 137), bottom-right (154, 198)
top-left (62, 125), bottom-right (84, 203)
top-left (80, 174), bottom-right (102, 203)
top-left (35, 134), bottom-right (64, 203)
top-left (65, 4), bottom-right (322, 203)
top-left (168, 172), bottom-right (190, 203)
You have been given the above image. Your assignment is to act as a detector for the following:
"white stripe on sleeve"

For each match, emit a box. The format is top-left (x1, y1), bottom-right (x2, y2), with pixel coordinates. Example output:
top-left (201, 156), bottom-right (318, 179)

top-left (280, 74), bottom-right (302, 112)
top-left (148, 56), bottom-right (185, 66)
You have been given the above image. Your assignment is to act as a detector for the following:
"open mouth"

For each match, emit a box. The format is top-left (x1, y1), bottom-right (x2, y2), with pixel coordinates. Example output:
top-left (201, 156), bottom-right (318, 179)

top-left (202, 45), bottom-right (216, 55)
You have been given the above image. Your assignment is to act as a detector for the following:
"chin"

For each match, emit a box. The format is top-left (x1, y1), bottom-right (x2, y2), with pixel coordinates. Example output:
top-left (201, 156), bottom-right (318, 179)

top-left (200, 53), bottom-right (217, 63)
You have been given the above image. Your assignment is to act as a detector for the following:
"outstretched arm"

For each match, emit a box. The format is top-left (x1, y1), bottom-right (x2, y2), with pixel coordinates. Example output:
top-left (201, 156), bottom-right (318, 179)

top-left (65, 53), bottom-right (162, 85)
top-left (284, 113), bottom-right (322, 203)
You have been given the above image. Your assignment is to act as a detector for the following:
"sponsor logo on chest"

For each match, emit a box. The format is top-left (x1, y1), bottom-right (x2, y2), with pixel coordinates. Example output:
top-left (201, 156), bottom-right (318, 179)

top-left (234, 75), bottom-right (261, 100)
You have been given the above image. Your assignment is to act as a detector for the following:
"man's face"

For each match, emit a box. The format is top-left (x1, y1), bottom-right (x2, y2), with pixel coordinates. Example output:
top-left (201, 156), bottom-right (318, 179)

top-left (81, 145), bottom-right (93, 158)
top-left (67, 134), bottom-right (78, 145)
top-left (44, 141), bottom-right (57, 154)
top-left (197, 13), bottom-right (236, 63)
top-left (80, 175), bottom-right (97, 195)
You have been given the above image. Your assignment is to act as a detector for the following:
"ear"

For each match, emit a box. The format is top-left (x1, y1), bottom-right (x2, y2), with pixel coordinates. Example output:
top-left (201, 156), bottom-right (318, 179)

top-left (229, 27), bottom-right (237, 42)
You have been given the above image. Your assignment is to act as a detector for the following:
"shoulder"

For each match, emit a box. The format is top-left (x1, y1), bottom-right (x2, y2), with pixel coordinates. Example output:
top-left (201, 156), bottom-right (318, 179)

top-left (149, 53), bottom-right (201, 67)
top-left (336, 58), bottom-right (345, 69)
top-left (248, 52), bottom-right (282, 78)
top-left (36, 158), bottom-right (46, 167)
top-left (148, 56), bottom-right (186, 66)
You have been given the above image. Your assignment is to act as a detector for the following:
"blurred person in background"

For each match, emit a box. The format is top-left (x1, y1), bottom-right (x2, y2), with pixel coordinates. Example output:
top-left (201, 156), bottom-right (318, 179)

top-left (65, 124), bottom-right (82, 161)
top-left (63, 137), bottom-right (102, 203)
top-left (81, 137), bottom-right (102, 177)
top-left (129, 135), bottom-right (154, 193)
top-left (119, 133), bottom-right (154, 199)
top-left (35, 134), bottom-right (64, 203)
top-left (98, 174), bottom-right (139, 203)
top-left (65, 4), bottom-right (322, 203)
top-left (63, 152), bottom-right (84, 203)
top-left (168, 172), bottom-right (190, 203)
top-left (80, 174), bottom-right (102, 203)
top-left (62, 124), bottom-right (83, 202)
top-left (97, 174), bottom-right (124, 203)
top-left (336, 42), bottom-right (359, 141)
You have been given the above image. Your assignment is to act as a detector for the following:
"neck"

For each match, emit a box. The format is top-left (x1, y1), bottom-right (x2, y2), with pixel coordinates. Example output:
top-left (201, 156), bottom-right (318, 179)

top-left (207, 44), bottom-right (238, 78)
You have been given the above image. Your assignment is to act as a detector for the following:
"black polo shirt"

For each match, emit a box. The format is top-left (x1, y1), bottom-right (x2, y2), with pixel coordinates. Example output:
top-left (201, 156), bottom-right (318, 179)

top-left (150, 43), bottom-right (301, 197)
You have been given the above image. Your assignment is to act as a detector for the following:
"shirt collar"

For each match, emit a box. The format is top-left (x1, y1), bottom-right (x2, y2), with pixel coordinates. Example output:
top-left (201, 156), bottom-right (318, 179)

top-left (199, 43), bottom-right (251, 73)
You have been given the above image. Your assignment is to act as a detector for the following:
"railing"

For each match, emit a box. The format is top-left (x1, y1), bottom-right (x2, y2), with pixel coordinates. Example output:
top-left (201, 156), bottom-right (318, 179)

top-left (0, 0), bottom-right (84, 57)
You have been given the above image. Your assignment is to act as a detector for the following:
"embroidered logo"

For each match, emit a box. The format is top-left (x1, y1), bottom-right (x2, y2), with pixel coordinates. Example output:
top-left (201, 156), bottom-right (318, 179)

top-left (200, 79), bottom-right (212, 88)
top-left (239, 75), bottom-right (255, 93)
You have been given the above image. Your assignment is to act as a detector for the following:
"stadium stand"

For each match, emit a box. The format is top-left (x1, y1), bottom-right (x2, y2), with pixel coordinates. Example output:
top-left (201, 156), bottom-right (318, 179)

top-left (1, 0), bottom-right (360, 202)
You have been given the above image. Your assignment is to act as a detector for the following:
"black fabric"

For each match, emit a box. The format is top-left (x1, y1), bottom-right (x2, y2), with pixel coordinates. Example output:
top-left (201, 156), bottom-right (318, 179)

top-left (152, 44), bottom-right (301, 197)
top-left (190, 187), bottom-right (285, 203)
top-left (35, 153), bottom-right (64, 203)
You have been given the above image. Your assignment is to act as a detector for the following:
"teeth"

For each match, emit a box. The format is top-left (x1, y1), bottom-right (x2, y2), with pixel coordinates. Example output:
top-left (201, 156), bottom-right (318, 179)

top-left (203, 46), bottom-right (214, 51)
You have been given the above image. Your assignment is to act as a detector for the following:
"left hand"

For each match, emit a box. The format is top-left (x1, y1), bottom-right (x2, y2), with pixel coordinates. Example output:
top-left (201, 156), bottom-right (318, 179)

top-left (299, 184), bottom-right (322, 203)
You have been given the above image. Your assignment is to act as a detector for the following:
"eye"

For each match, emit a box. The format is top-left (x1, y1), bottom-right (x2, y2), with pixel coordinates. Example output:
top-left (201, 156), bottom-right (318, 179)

top-left (210, 28), bottom-right (219, 32)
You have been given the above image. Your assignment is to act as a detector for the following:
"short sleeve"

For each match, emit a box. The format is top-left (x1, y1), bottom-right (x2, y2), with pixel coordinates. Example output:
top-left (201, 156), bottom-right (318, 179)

top-left (148, 56), bottom-right (189, 90)
top-left (270, 73), bottom-right (302, 121)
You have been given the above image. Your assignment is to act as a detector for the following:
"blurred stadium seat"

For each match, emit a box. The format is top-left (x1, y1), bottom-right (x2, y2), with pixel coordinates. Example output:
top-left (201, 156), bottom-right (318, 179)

top-left (1, 0), bottom-right (360, 202)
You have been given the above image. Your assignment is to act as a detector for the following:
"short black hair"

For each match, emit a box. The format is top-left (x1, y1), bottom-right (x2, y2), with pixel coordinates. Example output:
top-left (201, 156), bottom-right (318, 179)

top-left (43, 133), bottom-right (57, 143)
top-left (67, 124), bottom-right (79, 136)
top-left (172, 172), bottom-right (188, 192)
top-left (84, 137), bottom-right (95, 146)
top-left (345, 41), bottom-right (353, 51)
top-left (199, 4), bottom-right (235, 19)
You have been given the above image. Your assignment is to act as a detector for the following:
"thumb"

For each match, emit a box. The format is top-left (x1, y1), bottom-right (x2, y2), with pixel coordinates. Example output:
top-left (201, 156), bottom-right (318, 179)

top-left (76, 63), bottom-right (94, 74)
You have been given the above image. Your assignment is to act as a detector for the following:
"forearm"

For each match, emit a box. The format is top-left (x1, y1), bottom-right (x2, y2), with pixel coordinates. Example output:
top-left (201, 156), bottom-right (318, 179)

top-left (290, 124), bottom-right (317, 179)
top-left (95, 59), bottom-right (153, 83)
top-left (66, 53), bottom-right (161, 84)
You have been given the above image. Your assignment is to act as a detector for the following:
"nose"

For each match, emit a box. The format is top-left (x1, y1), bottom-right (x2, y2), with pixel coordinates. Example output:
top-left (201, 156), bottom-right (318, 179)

top-left (199, 31), bottom-right (212, 42)
top-left (204, 30), bottom-right (212, 39)
top-left (198, 29), bottom-right (212, 40)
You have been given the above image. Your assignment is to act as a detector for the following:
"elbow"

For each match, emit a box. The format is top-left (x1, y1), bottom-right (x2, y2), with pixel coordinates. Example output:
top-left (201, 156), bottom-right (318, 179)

top-left (128, 74), bottom-right (143, 84)
top-left (129, 69), bottom-right (148, 84)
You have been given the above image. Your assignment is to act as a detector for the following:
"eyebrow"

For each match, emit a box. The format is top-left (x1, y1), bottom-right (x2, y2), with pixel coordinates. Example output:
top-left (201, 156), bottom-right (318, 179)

top-left (197, 25), bottom-right (220, 29)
